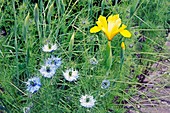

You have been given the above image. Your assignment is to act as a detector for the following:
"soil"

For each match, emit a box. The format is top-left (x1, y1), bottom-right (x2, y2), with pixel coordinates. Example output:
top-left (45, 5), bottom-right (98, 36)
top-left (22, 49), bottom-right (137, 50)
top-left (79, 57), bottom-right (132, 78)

top-left (126, 33), bottom-right (170, 113)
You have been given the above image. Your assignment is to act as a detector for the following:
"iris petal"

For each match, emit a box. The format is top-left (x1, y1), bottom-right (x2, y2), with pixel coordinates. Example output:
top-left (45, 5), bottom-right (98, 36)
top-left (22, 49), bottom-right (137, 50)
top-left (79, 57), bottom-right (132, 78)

top-left (90, 26), bottom-right (101, 33)
top-left (107, 15), bottom-right (121, 40)
top-left (119, 24), bottom-right (127, 30)
top-left (120, 30), bottom-right (132, 38)
top-left (108, 14), bottom-right (119, 22)
top-left (98, 15), bottom-right (107, 29)
top-left (108, 15), bottom-right (121, 32)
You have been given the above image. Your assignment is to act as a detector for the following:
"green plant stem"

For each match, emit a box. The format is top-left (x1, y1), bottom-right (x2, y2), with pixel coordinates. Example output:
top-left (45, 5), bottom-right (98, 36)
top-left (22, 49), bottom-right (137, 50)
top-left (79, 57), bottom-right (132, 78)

top-left (12, 0), bottom-right (19, 83)
top-left (106, 41), bottom-right (112, 75)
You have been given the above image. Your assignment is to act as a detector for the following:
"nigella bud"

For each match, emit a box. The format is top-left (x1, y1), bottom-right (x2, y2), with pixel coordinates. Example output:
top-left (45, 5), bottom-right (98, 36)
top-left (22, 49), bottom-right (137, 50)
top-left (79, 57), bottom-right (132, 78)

top-left (34, 3), bottom-right (39, 25)
top-left (24, 13), bottom-right (30, 29)
top-left (23, 13), bottom-right (30, 41)
top-left (47, 2), bottom-right (54, 24)
top-left (69, 32), bottom-right (75, 60)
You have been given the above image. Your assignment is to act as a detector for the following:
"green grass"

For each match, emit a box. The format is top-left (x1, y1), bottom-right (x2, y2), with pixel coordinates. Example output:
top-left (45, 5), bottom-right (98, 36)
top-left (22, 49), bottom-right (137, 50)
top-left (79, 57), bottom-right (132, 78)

top-left (0, 0), bottom-right (169, 113)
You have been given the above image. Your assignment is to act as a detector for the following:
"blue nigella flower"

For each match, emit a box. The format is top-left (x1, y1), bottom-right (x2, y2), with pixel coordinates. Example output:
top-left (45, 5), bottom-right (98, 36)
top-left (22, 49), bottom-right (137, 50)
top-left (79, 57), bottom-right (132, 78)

top-left (101, 80), bottom-right (110, 89)
top-left (39, 64), bottom-right (56, 78)
top-left (26, 77), bottom-right (41, 93)
top-left (46, 56), bottom-right (62, 69)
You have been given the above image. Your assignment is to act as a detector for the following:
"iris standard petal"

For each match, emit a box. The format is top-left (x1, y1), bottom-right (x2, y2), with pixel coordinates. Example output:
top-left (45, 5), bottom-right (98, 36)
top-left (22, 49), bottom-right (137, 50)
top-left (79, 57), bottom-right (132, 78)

top-left (120, 30), bottom-right (132, 38)
top-left (90, 26), bottom-right (101, 33)
top-left (107, 14), bottom-right (119, 22)
top-left (109, 30), bottom-right (119, 40)
top-left (98, 15), bottom-right (107, 29)
top-left (108, 15), bottom-right (121, 32)
top-left (107, 15), bottom-right (122, 40)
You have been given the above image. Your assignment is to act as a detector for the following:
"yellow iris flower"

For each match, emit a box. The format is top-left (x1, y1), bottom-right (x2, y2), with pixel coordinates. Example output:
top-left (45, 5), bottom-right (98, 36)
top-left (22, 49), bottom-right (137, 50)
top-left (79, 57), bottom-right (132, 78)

top-left (90, 14), bottom-right (131, 41)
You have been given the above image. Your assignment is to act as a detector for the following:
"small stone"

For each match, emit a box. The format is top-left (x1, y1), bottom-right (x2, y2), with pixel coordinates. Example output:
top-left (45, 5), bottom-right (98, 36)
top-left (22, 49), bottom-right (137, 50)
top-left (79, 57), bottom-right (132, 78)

top-left (161, 66), bottom-right (168, 72)
top-left (161, 101), bottom-right (169, 105)
top-left (155, 88), bottom-right (159, 90)
top-left (165, 41), bottom-right (170, 47)
top-left (137, 105), bottom-right (141, 109)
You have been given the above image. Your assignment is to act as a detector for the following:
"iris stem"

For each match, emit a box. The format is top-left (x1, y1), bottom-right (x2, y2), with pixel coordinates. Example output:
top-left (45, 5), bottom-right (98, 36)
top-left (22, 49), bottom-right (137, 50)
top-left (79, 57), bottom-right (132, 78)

top-left (106, 41), bottom-right (112, 75)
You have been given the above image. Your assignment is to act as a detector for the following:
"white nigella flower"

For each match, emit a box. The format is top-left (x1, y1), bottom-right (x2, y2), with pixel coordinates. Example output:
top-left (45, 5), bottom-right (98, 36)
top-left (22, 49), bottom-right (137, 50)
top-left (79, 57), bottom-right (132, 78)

top-left (46, 56), bottom-right (62, 69)
top-left (26, 77), bottom-right (41, 93)
top-left (89, 57), bottom-right (98, 65)
top-left (80, 95), bottom-right (96, 108)
top-left (63, 69), bottom-right (79, 82)
top-left (42, 43), bottom-right (57, 52)
top-left (39, 64), bottom-right (56, 78)
top-left (101, 80), bottom-right (110, 89)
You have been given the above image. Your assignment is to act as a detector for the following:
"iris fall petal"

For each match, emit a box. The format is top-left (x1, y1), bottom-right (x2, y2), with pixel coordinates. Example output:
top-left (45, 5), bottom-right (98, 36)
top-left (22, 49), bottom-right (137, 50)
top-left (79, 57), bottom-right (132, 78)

top-left (120, 30), bottom-right (131, 38)
top-left (90, 26), bottom-right (101, 33)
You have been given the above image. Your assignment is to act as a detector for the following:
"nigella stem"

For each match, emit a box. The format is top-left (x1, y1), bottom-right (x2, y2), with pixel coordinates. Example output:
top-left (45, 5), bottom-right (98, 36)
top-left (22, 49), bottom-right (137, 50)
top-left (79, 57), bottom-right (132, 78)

top-left (12, 0), bottom-right (19, 85)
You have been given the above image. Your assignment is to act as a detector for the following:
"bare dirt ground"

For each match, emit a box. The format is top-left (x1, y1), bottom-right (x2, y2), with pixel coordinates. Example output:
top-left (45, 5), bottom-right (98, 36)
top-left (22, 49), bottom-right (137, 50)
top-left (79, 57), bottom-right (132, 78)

top-left (126, 33), bottom-right (170, 113)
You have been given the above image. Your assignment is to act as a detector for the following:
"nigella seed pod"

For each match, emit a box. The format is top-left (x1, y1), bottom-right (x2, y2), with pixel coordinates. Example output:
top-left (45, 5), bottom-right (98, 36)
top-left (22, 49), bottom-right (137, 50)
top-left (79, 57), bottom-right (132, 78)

top-left (47, 2), bottom-right (54, 24)
top-left (138, 36), bottom-right (146, 42)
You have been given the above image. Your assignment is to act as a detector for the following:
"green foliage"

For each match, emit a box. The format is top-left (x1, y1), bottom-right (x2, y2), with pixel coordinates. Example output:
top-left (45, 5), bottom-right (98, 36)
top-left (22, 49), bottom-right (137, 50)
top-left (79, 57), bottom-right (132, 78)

top-left (0, 0), bottom-right (169, 112)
